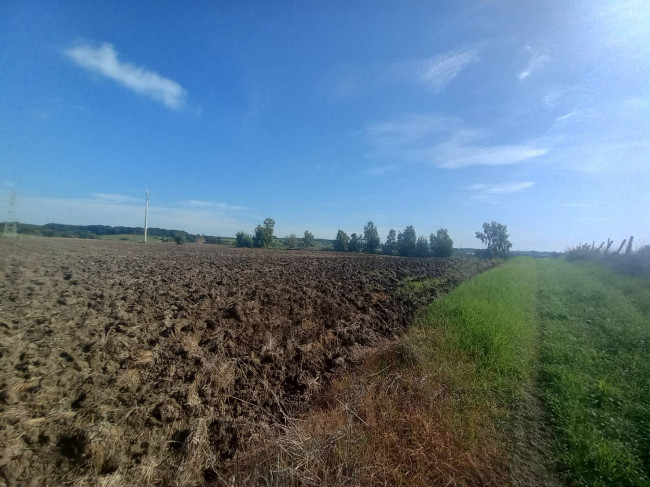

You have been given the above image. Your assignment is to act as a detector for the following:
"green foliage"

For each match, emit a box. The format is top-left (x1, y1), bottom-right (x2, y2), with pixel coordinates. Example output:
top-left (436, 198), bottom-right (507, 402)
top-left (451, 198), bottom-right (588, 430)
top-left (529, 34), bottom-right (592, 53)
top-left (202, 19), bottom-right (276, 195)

top-left (349, 233), bottom-right (363, 252)
top-left (475, 221), bottom-right (512, 258)
top-left (383, 229), bottom-right (397, 255)
top-left (397, 225), bottom-right (416, 256)
top-left (174, 233), bottom-right (186, 245)
top-left (285, 233), bottom-right (298, 248)
top-left (235, 231), bottom-right (253, 248)
top-left (430, 228), bottom-right (454, 257)
top-left (363, 221), bottom-right (380, 254)
top-left (204, 235), bottom-right (223, 244)
top-left (415, 236), bottom-right (429, 257)
top-left (253, 217), bottom-right (275, 247)
top-left (334, 230), bottom-right (349, 252)
top-left (303, 230), bottom-right (315, 248)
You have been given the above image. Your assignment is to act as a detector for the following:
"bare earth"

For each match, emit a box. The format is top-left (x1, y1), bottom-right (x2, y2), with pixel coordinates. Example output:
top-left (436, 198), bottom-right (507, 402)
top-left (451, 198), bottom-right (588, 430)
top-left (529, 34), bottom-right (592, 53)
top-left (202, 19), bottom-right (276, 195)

top-left (0, 237), bottom-right (494, 486)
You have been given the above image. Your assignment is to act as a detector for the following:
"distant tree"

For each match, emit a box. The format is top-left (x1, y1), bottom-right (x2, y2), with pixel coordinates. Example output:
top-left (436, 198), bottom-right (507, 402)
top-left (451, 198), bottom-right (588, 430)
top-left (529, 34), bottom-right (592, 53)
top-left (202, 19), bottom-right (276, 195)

top-left (397, 225), bottom-right (417, 256)
top-left (334, 230), bottom-right (350, 252)
top-left (349, 233), bottom-right (363, 252)
top-left (383, 229), bottom-right (397, 255)
top-left (303, 230), bottom-right (315, 248)
top-left (285, 233), bottom-right (298, 248)
top-left (430, 228), bottom-right (454, 257)
top-left (235, 231), bottom-right (254, 248)
top-left (253, 217), bottom-right (275, 247)
top-left (415, 236), bottom-right (429, 257)
top-left (363, 221), bottom-right (380, 254)
top-left (475, 221), bottom-right (512, 258)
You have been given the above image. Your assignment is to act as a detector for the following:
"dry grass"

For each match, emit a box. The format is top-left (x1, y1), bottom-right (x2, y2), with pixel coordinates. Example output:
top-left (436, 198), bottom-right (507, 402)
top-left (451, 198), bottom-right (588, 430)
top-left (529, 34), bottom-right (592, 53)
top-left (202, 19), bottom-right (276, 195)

top-left (239, 345), bottom-right (508, 486)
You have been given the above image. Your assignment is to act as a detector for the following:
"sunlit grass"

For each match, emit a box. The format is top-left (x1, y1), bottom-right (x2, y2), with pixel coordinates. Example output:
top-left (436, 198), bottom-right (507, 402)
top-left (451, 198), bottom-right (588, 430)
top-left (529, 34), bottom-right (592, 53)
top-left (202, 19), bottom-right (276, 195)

top-left (537, 260), bottom-right (650, 486)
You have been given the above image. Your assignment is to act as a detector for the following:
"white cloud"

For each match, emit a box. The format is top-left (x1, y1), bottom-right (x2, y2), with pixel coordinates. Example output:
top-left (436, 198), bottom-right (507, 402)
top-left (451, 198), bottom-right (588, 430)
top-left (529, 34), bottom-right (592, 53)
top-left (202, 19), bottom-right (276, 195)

top-left (413, 48), bottom-right (481, 92)
top-left (519, 53), bottom-right (551, 80)
top-left (364, 113), bottom-right (549, 169)
top-left (418, 142), bottom-right (548, 169)
top-left (65, 42), bottom-right (187, 109)
top-left (466, 181), bottom-right (534, 194)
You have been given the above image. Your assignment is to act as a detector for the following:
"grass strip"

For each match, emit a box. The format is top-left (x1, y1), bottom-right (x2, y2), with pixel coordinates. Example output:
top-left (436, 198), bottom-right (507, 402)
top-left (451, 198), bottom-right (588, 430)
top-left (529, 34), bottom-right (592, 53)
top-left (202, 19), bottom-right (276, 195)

top-left (537, 260), bottom-right (650, 486)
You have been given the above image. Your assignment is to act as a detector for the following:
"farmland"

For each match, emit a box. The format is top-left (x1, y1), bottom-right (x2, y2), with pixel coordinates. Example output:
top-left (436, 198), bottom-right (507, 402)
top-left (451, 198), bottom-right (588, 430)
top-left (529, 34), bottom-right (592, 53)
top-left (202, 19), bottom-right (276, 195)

top-left (0, 237), bottom-right (494, 486)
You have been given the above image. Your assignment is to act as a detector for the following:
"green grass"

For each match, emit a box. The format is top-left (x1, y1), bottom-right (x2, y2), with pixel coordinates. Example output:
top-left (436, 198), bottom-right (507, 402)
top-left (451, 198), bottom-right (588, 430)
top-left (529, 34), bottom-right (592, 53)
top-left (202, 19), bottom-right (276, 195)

top-left (411, 257), bottom-right (650, 485)
top-left (536, 260), bottom-right (650, 486)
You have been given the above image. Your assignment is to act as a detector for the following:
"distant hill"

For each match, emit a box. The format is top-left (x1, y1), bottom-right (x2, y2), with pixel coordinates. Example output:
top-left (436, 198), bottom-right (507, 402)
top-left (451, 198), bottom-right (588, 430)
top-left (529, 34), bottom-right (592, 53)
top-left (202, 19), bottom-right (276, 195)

top-left (1, 222), bottom-right (202, 242)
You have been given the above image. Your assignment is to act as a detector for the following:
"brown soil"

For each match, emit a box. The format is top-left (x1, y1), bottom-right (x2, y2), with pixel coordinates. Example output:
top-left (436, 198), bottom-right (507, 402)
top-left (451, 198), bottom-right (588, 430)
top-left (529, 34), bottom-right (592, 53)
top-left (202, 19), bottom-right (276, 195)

top-left (0, 237), bottom-right (495, 486)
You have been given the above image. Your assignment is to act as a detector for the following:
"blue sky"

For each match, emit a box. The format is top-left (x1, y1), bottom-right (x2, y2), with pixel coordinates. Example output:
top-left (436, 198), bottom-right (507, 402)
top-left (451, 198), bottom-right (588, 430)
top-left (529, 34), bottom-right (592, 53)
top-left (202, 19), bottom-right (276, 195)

top-left (1, 1), bottom-right (649, 251)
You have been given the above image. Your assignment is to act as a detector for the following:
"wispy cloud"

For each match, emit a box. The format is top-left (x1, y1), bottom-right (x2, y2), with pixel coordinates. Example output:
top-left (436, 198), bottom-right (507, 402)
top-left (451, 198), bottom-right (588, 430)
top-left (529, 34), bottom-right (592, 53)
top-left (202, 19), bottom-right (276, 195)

top-left (466, 181), bottom-right (534, 195)
top-left (392, 47), bottom-right (481, 93)
top-left (186, 200), bottom-right (245, 211)
top-left (415, 47), bottom-right (481, 92)
top-left (364, 113), bottom-right (548, 169)
top-left (65, 42), bottom-right (187, 109)
top-left (90, 193), bottom-right (141, 204)
top-left (519, 53), bottom-right (550, 80)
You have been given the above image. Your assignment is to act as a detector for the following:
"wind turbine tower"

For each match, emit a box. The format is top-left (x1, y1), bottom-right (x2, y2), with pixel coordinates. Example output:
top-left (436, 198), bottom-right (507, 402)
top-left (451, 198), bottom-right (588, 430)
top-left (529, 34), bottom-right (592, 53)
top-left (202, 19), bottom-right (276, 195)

top-left (144, 190), bottom-right (149, 243)
top-left (3, 191), bottom-right (17, 238)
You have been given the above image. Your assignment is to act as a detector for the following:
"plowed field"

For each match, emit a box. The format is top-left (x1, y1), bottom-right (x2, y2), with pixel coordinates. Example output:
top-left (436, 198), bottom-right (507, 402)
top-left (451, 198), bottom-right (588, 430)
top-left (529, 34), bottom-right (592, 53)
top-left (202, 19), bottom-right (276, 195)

top-left (0, 237), bottom-right (495, 486)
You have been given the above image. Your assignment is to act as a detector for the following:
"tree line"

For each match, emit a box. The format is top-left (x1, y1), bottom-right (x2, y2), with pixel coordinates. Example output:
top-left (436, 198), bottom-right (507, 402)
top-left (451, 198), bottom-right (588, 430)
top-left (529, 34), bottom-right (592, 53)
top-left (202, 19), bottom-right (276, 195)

top-left (333, 222), bottom-right (454, 257)
top-left (235, 218), bottom-right (512, 258)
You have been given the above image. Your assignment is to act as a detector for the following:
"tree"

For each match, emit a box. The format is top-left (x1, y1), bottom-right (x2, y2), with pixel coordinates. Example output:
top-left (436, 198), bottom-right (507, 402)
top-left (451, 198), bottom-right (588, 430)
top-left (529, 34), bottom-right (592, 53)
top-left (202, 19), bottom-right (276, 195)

top-left (285, 233), bottom-right (298, 248)
top-left (334, 230), bottom-right (350, 252)
top-left (475, 221), bottom-right (512, 258)
top-left (415, 236), bottom-right (429, 257)
top-left (349, 233), bottom-right (363, 252)
top-left (383, 229), bottom-right (397, 255)
top-left (430, 228), bottom-right (454, 257)
top-left (363, 221), bottom-right (380, 254)
top-left (303, 230), bottom-right (315, 248)
top-left (235, 231), bottom-right (253, 248)
top-left (397, 225), bottom-right (417, 256)
top-left (254, 217), bottom-right (275, 247)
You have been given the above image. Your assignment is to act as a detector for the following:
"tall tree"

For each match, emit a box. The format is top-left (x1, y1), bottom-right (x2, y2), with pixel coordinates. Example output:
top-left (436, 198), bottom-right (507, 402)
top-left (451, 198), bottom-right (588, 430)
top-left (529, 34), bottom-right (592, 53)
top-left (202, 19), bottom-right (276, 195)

top-left (363, 221), bottom-right (380, 254)
top-left (397, 225), bottom-right (417, 256)
top-left (475, 221), bottom-right (512, 258)
top-left (430, 228), bottom-right (454, 257)
top-left (383, 229), bottom-right (397, 255)
top-left (334, 230), bottom-right (350, 252)
top-left (415, 236), bottom-right (429, 257)
top-left (303, 230), bottom-right (314, 248)
top-left (254, 218), bottom-right (276, 247)
top-left (349, 233), bottom-right (363, 252)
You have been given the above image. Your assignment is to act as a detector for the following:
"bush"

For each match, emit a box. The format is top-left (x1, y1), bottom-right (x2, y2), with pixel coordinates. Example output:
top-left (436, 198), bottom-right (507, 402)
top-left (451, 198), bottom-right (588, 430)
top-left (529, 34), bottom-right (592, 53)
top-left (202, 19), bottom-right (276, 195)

top-left (235, 231), bottom-right (254, 248)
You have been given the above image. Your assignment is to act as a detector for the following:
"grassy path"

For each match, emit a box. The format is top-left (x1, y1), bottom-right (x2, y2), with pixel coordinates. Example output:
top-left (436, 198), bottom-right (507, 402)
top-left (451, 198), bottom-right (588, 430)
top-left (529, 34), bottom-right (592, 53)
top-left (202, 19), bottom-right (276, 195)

top-left (536, 260), bottom-right (650, 486)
